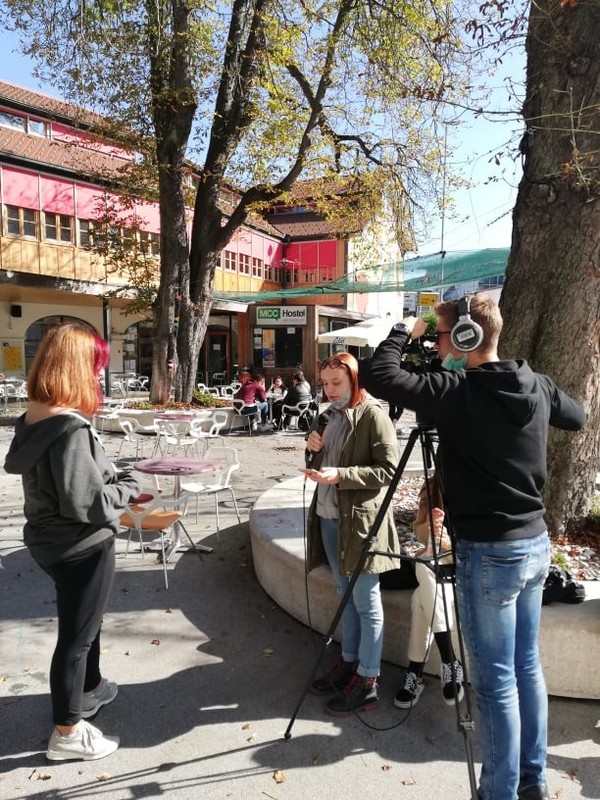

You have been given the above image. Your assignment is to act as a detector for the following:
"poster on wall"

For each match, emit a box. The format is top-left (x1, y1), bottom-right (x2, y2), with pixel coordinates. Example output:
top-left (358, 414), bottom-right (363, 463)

top-left (2, 340), bottom-right (24, 374)
top-left (262, 329), bottom-right (275, 368)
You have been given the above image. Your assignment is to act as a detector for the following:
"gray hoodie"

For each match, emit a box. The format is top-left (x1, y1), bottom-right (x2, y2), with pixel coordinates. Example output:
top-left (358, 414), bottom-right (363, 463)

top-left (4, 412), bottom-right (141, 566)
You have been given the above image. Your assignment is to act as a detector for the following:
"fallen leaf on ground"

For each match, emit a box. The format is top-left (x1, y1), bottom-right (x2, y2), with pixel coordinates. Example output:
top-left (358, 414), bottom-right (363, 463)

top-left (28, 769), bottom-right (52, 781)
top-left (263, 648), bottom-right (274, 657)
top-left (382, 764), bottom-right (392, 771)
top-left (96, 772), bottom-right (111, 781)
top-left (273, 769), bottom-right (287, 783)
top-left (247, 733), bottom-right (257, 742)
top-left (242, 723), bottom-right (251, 730)
top-left (151, 639), bottom-right (161, 646)
top-left (402, 776), bottom-right (416, 785)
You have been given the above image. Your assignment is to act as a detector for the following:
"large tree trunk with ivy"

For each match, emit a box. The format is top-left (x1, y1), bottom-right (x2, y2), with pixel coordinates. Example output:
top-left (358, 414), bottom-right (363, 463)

top-left (499, 0), bottom-right (600, 536)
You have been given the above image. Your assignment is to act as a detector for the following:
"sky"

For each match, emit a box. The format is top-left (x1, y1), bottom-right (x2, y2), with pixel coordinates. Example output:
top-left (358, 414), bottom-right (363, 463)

top-left (1, 27), bottom-right (526, 258)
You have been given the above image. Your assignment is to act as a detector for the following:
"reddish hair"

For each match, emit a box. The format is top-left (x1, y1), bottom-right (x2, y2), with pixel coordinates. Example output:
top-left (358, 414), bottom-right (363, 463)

top-left (93, 335), bottom-right (110, 374)
top-left (27, 324), bottom-right (107, 415)
top-left (318, 352), bottom-right (365, 408)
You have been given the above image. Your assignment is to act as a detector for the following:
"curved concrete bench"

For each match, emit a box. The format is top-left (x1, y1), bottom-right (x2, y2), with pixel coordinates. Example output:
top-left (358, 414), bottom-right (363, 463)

top-left (250, 476), bottom-right (600, 700)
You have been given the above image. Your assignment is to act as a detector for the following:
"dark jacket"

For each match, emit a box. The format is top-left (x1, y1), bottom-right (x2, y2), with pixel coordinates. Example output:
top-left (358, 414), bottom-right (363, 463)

top-left (283, 382), bottom-right (312, 408)
top-left (307, 398), bottom-right (400, 576)
top-left (359, 330), bottom-right (585, 543)
top-left (4, 412), bottom-right (141, 566)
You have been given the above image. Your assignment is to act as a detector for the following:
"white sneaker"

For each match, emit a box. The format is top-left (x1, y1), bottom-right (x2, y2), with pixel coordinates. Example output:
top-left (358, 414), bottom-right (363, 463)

top-left (80, 677), bottom-right (118, 718)
top-left (46, 720), bottom-right (119, 761)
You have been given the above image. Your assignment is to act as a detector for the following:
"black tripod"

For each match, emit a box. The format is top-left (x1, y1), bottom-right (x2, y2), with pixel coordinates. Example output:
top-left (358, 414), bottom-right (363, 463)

top-left (283, 424), bottom-right (479, 800)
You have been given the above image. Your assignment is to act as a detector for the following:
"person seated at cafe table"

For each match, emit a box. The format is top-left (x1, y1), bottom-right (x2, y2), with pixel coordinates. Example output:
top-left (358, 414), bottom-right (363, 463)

top-left (269, 375), bottom-right (287, 400)
top-left (272, 371), bottom-right (312, 430)
top-left (234, 372), bottom-right (269, 425)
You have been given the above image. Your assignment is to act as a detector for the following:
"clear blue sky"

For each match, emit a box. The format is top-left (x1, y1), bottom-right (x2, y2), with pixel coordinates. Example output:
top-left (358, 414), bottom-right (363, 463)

top-left (2, 28), bottom-right (525, 257)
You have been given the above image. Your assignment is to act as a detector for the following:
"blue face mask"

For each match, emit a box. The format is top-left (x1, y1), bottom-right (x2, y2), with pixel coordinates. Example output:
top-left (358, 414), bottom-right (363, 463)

top-left (442, 352), bottom-right (468, 371)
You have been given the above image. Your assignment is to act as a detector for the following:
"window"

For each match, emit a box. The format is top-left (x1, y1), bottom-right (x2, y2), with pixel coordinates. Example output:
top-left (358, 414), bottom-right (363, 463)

top-left (4, 205), bottom-right (37, 237)
top-left (223, 250), bottom-right (237, 272)
top-left (78, 219), bottom-right (95, 247)
top-left (254, 327), bottom-right (303, 369)
top-left (27, 118), bottom-right (48, 137)
top-left (44, 212), bottom-right (73, 243)
top-left (239, 253), bottom-right (251, 275)
top-left (0, 110), bottom-right (25, 132)
top-left (252, 257), bottom-right (263, 278)
top-left (139, 230), bottom-right (160, 256)
top-left (122, 227), bottom-right (135, 252)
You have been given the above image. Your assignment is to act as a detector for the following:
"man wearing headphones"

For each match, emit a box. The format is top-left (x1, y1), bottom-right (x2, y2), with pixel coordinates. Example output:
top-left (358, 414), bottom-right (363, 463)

top-left (358, 292), bottom-right (585, 800)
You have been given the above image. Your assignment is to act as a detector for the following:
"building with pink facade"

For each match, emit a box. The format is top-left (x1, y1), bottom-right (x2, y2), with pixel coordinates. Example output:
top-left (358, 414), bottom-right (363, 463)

top-left (0, 81), bottom-right (403, 390)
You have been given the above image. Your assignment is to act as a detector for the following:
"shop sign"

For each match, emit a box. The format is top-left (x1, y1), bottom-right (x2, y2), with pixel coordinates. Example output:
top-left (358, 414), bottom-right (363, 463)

top-left (418, 292), bottom-right (438, 307)
top-left (256, 306), bottom-right (307, 325)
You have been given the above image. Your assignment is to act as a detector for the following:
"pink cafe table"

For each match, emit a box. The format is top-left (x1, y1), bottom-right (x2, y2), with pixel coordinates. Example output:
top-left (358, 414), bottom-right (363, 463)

top-left (134, 456), bottom-right (218, 558)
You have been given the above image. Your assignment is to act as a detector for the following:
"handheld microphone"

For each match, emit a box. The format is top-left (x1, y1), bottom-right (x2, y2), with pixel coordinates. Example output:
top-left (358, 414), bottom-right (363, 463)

top-left (305, 409), bottom-right (331, 467)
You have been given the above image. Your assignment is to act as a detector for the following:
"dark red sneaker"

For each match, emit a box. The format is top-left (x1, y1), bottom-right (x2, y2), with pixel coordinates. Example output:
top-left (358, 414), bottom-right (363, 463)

top-left (325, 674), bottom-right (379, 716)
top-left (310, 657), bottom-right (356, 695)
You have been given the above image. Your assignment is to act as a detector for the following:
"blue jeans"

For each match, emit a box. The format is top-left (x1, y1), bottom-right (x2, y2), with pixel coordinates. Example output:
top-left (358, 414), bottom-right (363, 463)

top-left (320, 517), bottom-right (383, 678)
top-left (455, 533), bottom-right (551, 800)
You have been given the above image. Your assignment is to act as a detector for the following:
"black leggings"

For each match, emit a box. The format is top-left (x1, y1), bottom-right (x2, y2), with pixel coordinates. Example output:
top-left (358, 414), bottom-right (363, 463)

top-left (40, 538), bottom-right (115, 726)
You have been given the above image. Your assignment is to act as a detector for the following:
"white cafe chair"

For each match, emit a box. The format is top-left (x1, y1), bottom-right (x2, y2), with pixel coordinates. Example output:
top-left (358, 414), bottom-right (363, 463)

top-left (152, 419), bottom-right (199, 458)
top-left (180, 446), bottom-right (241, 537)
top-left (229, 399), bottom-right (260, 435)
top-left (116, 418), bottom-right (147, 461)
top-left (189, 410), bottom-right (228, 454)
top-left (280, 400), bottom-right (312, 431)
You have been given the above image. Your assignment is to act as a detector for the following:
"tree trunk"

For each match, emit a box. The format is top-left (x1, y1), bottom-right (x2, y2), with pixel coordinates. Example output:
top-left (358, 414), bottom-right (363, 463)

top-left (146, 0), bottom-right (197, 403)
top-left (176, 241), bottom-right (221, 401)
top-left (499, 0), bottom-right (600, 535)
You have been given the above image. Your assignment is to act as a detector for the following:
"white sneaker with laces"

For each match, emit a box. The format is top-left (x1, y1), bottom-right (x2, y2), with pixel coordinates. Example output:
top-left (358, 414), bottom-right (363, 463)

top-left (80, 677), bottom-right (118, 718)
top-left (46, 720), bottom-right (119, 761)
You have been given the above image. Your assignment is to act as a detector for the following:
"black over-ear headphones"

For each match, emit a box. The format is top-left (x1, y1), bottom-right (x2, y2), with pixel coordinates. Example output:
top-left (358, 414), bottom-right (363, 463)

top-left (450, 295), bottom-right (484, 352)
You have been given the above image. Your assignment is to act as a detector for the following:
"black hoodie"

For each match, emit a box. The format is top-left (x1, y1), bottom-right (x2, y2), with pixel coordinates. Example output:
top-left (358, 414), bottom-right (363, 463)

top-left (4, 412), bottom-right (141, 566)
top-left (359, 331), bottom-right (585, 542)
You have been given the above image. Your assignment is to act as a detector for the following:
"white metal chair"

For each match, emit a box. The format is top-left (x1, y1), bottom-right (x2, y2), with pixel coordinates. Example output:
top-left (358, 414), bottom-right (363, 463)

top-left (116, 418), bottom-right (147, 461)
top-left (230, 399), bottom-right (260, 434)
top-left (219, 385), bottom-right (236, 398)
top-left (152, 419), bottom-right (199, 457)
top-left (189, 410), bottom-right (228, 453)
top-left (94, 402), bottom-right (124, 434)
top-left (280, 400), bottom-right (312, 430)
top-left (119, 494), bottom-right (199, 589)
top-left (180, 446), bottom-right (241, 537)
top-left (3, 382), bottom-right (26, 412)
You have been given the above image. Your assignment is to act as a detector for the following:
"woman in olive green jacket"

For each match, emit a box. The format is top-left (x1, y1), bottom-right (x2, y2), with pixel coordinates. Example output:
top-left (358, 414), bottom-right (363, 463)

top-left (303, 352), bottom-right (399, 717)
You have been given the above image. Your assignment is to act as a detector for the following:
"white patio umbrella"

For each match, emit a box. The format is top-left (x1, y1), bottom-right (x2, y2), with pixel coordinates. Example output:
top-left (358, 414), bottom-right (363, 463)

top-left (317, 317), bottom-right (397, 348)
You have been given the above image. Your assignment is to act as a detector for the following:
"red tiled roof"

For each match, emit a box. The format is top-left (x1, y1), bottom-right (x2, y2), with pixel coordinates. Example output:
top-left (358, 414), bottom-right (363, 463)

top-left (267, 212), bottom-right (352, 239)
top-left (0, 80), bottom-right (100, 127)
top-left (0, 126), bottom-right (131, 181)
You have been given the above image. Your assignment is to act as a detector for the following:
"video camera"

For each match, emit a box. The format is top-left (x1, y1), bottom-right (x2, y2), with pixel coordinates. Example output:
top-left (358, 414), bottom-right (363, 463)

top-left (402, 334), bottom-right (441, 372)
